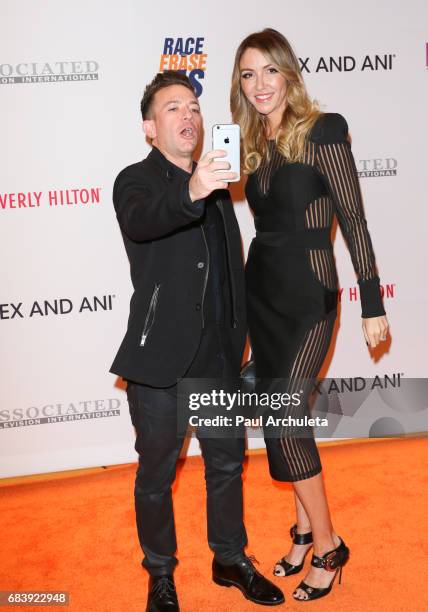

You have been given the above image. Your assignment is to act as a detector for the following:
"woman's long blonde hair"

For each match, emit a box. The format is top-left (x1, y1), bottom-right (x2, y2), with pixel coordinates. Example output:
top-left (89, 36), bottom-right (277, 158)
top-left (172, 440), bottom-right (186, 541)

top-left (231, 28), bottom-right (321, 173)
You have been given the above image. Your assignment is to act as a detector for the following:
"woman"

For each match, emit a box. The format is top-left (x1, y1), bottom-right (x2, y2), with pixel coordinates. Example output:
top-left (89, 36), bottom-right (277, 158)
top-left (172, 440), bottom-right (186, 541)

top-left (231, 29), bottom-right (389, 602)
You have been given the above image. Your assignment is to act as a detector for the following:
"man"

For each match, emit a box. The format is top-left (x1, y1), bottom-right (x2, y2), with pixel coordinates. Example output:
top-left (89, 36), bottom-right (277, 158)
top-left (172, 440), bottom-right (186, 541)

top-left (110, 71), bottom-right (284, 611)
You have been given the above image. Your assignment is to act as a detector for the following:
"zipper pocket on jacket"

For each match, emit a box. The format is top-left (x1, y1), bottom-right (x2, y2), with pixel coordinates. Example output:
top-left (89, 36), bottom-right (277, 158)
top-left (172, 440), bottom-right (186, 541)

top-left (140, 283), bottom-right (161, 346)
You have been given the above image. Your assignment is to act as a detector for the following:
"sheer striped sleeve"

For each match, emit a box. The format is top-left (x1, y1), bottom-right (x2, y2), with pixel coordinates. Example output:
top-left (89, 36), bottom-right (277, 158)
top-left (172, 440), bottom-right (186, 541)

top-left (312, 113), bottom-right (385, 318)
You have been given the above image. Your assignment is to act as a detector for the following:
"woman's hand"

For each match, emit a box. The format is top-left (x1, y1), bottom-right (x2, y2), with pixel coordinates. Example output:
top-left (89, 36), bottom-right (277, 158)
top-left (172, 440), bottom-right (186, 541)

top-left (362, 315), bottom-right (389, 348)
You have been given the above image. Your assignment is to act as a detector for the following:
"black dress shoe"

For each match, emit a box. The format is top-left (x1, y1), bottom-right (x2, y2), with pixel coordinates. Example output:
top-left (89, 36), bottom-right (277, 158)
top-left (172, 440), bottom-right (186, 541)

top-left (146, 575), bottom-right (179, 612)
top-left (212, 556), bottom-right (285, 606)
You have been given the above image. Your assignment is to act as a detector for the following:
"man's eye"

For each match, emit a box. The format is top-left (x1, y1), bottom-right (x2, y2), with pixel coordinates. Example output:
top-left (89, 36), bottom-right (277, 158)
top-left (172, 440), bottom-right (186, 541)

top-left (191, 107), bottom-right (200, 113)
top-left (168, 107), bottom-right (178, 111)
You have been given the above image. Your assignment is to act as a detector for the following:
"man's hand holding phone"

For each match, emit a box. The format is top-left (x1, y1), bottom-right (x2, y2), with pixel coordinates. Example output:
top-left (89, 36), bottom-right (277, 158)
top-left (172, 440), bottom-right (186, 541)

top-left (188, 150), bottom-right (238, 202)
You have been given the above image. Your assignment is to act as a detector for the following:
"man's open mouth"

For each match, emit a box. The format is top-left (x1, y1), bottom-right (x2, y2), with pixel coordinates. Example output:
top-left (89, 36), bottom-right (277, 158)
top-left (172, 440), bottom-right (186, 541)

top-left (180, 127), bottom-right (195, 138)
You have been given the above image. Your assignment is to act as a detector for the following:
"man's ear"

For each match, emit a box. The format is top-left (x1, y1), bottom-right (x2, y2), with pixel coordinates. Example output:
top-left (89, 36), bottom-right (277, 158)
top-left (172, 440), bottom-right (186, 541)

top-left (143, 119), bottom-right (156, 140)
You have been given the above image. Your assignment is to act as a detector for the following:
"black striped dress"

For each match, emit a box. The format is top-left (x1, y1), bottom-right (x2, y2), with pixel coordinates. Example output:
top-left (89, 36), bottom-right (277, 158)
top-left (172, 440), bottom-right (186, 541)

top-left (245, 113), bottom-right (385, 482)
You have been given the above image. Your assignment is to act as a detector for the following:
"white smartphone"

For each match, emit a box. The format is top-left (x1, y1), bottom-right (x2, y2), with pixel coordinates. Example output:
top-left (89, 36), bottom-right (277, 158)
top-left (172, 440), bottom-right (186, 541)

top-left (212, 124), bottom-right (240, 182)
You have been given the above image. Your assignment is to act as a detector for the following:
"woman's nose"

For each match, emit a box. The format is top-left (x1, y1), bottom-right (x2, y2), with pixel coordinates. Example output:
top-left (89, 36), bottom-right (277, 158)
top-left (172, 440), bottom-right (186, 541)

top-left (255, 73), bottom-right (265, 91)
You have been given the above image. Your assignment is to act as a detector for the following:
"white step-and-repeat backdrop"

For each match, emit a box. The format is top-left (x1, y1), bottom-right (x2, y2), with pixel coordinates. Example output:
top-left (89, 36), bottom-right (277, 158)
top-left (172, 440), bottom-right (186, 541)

top-left (1, 0), bottom-right (426, 477)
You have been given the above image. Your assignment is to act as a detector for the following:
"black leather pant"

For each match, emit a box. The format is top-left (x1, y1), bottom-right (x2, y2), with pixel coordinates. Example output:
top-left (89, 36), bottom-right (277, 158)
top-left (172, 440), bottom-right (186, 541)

top-left (126, 381), bottom-right (248, 576)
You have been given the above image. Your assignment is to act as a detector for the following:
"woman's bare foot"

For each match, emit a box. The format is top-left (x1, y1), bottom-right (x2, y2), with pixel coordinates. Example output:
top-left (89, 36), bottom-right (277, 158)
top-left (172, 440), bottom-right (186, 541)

top-left (274, 525), bottom-right (313, 577)
top-left (292, 533), bottom-right (341, 600)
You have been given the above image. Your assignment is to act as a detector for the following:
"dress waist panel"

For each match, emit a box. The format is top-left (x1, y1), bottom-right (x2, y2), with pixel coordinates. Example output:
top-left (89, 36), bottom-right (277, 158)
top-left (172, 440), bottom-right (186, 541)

top-left (254, 227), bottom-right (332, 249)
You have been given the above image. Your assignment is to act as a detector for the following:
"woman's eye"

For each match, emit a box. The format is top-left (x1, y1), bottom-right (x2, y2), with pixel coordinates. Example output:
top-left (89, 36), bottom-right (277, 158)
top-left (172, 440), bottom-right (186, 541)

top-left (267, 67), bottom-right (278, 74)
top-left (241, 72), bottom-right (252, 79)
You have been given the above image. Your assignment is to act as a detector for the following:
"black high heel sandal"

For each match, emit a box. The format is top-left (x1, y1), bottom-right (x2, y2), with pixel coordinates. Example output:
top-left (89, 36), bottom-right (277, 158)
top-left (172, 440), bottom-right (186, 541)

top-left (292, 536), bottom-right (350, 601)
top-left (273, 524), bottom-right (313, 577)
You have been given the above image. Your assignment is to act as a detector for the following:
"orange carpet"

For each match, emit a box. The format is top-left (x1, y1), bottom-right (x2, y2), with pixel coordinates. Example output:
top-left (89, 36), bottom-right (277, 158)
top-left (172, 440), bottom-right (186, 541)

top-left (1, 437), bottom-right (427, 612)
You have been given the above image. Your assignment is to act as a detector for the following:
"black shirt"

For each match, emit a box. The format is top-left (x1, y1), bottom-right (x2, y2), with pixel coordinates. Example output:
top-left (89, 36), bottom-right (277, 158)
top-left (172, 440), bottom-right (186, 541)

top-left (184, 196), bottom-right (235, 380)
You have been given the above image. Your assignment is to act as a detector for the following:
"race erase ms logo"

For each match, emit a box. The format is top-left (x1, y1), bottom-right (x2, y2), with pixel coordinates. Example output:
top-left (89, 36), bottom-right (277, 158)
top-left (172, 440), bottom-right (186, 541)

top-left (159, 37), bottom-right (207, 97)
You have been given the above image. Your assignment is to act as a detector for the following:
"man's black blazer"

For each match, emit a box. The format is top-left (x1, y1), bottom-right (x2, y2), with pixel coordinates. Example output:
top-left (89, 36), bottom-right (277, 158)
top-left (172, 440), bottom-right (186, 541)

top-left (110, 146), bottom-right (247, 387)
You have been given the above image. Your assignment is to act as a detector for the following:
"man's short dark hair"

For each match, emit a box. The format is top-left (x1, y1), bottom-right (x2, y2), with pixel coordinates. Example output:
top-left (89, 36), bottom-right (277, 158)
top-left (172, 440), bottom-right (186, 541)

top-left (140, 71), bottom-right (196, 119)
